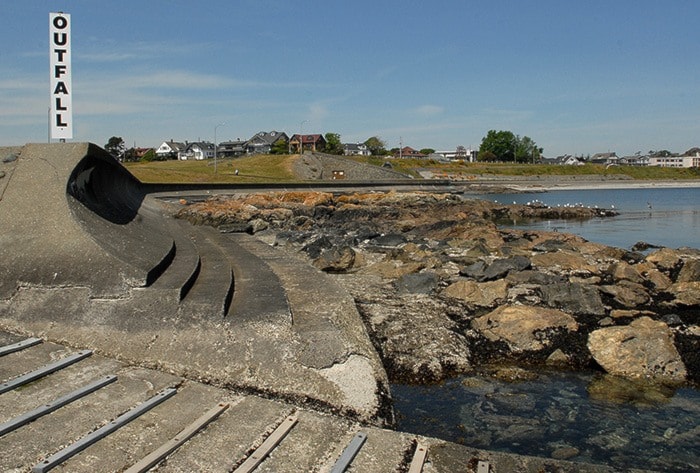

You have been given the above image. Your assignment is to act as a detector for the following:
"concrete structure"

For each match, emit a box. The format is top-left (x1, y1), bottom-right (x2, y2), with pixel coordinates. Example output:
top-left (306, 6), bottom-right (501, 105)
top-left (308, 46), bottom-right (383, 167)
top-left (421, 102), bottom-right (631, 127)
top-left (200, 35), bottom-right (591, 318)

top-left (0, 144), bottom-right (650, 471)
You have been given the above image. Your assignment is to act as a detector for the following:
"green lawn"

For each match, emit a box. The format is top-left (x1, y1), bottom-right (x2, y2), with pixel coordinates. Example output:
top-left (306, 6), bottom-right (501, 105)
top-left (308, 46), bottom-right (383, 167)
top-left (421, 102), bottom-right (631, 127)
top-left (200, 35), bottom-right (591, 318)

top-left (125, 154), bottom-right (700, 184)
top-left (124, 154), bottom-right (298, 183)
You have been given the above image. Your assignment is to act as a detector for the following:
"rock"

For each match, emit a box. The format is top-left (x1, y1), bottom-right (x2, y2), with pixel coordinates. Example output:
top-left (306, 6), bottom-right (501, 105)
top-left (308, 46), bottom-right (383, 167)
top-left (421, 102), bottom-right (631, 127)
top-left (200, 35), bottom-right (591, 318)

top-left (586, 374), bottom-right (676, 405)
top-left (247, 218), bottom-right (269, 234)
top-left (313, 246), bottom-right (356, 273)
top-left (531, 250), bottom-right (598, 275)
top-left (506, 270), bottom-right (565, 286)
top-left (442, 279), bottom-right (509, 307)
top-left (607, 261), bottom-right (644, 284)
top-left (370, 233), bottom-right (407, 248)
top-left (459, 261), bottom-right (487, 279)
top-left (394, 272), bottom-right (439, 294)
top-left (631, 241), bottom-right (662, 252)
top-left (538, 282), bottom-right (606, 316)
top-left (598, 281), bottom-right (651, 308)
top-left (677, 258), bottom-right (700, 282)
top-left (365, 260), bottom-right (424, 279)
top-left (533, 239), bottom-right (575, 253)
top-left (645, 248), bottom-right (684, 274)
top-left (481, 256), bottom-right (531, 281)
top-left (472, 305), bottom-right (579, 352)
top-left (587, 316), bottom-right (687, 383)
top-left (662, 281), bottom-right (700, 307)
top-left (550, 446), bottom-right (580, 460)
top-left (546, 348), bottom-right (570, 366)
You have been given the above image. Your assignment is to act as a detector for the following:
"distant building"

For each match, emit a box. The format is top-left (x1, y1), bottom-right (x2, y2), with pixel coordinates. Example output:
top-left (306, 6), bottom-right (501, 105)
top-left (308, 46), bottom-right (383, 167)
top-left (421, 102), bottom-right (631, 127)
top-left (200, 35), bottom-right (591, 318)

top-left (433, 146), bottom-right (478, 162)
top-left (394, 146), bottom-right (427, 159)
top-left (155, 140), bottom-right (186, 159)
top-left (590, 152), bottom-right (618, 165)
top-left (180, 142), bottom-right (215, 160)
top-left (649, 155), bottom-right (700, 168)
top-left (218, 139), bottom-right (247, 157)
top-left (245, 131), bottom-right (289, 154)
top-left (343, 142), bottom-right (371, 156)
top-left (289, 134), bottom-right (326, 153)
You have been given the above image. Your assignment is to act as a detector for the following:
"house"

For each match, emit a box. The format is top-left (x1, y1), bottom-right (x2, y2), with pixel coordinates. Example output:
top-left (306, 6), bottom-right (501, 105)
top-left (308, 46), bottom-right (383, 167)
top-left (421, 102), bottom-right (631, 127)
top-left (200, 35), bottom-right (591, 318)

top-left (218, 139), bottom-right (247, 158)
top-left (551, 154), bottom-right (583, 166)
top-left (590, 152), bottom-right (618, 165)
top-left (343, 143), bottom-right (371, 156)
top-left (245, 131), bottom-right (289, 154)
top-left (289, 134), bottom-right (326, 153)
top-left (155, 140), bottom-right (186, 159)
top-left (619, 155), bottom-right (650, 166)
top-left (650, 155), bottom-right (699, 168)
top-left (433, 147), bottom-right (478, 162)
top-left (394, 146), bottom-right (427, 159)
top-left (180, 141), bottom-right (215, 160)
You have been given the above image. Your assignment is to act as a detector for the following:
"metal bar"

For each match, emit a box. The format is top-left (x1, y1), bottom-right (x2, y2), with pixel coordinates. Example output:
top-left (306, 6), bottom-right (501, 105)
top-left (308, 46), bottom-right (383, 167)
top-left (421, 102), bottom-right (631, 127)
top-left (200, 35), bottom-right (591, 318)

top-left (124, 402), bottom-right (230, 473)
top-left (233, 413), bottom-right (298, 473)
top-left (31, 387), bottom-right (177, 473)
top-left (330, 431), bottom-right (367, 473)
top-left (0, 375), bottom-right (117, 437)
top-left (407, 442), bottom-right (428, 473)
top-left (0, 350), bottom-right (92, 394)
top-left (0, 337), bottom-right (42, 356)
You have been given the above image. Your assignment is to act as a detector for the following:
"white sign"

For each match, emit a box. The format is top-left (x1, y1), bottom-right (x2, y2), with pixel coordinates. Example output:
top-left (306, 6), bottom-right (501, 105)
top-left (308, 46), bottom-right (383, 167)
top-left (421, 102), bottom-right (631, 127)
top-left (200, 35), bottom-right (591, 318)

top-left (49, 12), bottom-right (72, 140)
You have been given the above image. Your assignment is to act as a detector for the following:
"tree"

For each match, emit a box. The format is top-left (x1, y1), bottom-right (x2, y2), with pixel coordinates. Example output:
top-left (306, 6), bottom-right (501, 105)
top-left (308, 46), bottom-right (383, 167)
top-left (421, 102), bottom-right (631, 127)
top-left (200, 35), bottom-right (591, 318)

top-left (478, 130), bottom-right (515, 161)
top-left (364, 136), bottom-right (387, 156)
top-left (105, 136), bottom-right (126, 160)
top-left (420, 148), bottom-right (435, 155)
top-left (324, 132), bottom-right (343, 155)
top-left (478, 130), bottom-right (543, 163)
top-left (270, 139), bottom-right (289, 155)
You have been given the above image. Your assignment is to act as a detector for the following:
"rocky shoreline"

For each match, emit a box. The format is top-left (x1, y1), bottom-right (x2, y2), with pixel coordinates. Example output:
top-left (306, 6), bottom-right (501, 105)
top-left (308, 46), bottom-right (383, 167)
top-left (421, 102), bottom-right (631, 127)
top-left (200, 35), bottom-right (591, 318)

top-left (175, 190), bottom-right (700, 389)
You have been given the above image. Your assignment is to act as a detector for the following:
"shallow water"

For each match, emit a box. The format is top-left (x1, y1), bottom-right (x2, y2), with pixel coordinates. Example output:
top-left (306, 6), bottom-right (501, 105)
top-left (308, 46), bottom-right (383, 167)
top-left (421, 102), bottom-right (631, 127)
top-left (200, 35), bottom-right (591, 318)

top-left (393, 370), bottom-right (700, 472)
top-left (469, 187), bottom-right (700, 250)
top-left (393, 187), bottom-right (700, 471)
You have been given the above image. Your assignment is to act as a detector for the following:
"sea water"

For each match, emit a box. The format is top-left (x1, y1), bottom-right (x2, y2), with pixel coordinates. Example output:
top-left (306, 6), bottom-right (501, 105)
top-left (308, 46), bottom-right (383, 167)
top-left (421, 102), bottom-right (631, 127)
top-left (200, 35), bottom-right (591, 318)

top-left (393, 186), bottom-right (700, 472)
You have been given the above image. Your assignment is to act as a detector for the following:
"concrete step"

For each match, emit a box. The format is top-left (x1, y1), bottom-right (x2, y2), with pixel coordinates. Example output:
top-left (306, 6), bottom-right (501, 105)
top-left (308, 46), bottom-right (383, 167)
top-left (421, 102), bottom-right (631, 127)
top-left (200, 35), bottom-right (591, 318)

top-left (177, 225), bottom-right (234, 318)
top-left (205, 230), bottom-right (290, 322)
top-left (147, 218), bottom-right (201, 301)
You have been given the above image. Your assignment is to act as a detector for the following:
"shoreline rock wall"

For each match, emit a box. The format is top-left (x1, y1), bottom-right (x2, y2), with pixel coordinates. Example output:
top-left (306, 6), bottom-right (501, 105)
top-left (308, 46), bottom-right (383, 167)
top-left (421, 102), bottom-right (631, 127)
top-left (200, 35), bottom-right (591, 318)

top-left (176, 191), bottom-right (700, 387)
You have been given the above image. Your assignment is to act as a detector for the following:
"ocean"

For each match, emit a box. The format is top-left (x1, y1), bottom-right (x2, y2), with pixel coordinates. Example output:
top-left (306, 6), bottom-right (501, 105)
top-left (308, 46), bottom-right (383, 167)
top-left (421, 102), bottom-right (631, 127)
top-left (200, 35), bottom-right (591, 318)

top-left (476, 186), bottom-right (700, 250)
top-left (393, 186), bottom-right (700, 472)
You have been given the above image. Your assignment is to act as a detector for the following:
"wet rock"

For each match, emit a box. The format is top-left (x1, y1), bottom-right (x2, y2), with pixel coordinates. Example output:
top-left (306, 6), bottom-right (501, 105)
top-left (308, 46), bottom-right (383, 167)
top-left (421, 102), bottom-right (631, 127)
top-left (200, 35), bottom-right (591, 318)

top-left (587, 316), bottom-right (687, 383)
top-left (506, 270), bottom-right (565, 286)
top-left (550, 446), bottom-right (580, 460)
top-left (531, 250), bottom-right (598, 275)
top-left (538, 282), bottom-right (606, 316)
top-left (631, 241), bottom-right (662, 252)
top-left (472, 305), bottom-right (579, 352)
top-left (586, 374), bottom-right (676, 406)
top-left (458, 261), bottom-right (487, 279)
top-left (607, 261), bottom-right (645, 284)
top-left (247, 218), bottom-right (268, 234)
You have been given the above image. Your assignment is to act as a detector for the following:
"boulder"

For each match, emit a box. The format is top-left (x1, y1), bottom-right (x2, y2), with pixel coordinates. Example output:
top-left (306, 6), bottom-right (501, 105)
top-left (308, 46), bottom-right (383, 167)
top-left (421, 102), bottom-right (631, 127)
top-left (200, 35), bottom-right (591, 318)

top-left (313, 246), bottom-right (356, 273)
top-left (677, 259), bottom-right (700, 282)
top-left (645, 248), bottom-right (684, 274)
top-left (538, 282), bottom-right (606, 316)
top-left (587, 316), bottom-right (687, 383)
top-left (530, 250), bottom-right (598, 275)
top-left (607, 261), bottom-right (644, 284)
top-left (442, 279), bottom-right (509, 307)
top-left (471, 305), bottom-right (579, 352)
top-left (394, 272), bottom-right (439, 294)
top-left (481, 256), bottom-right (531, 281)
top-left (598, 281), bottom-right (651, 308)
top-left (662, 281), bottom-right (700, 307)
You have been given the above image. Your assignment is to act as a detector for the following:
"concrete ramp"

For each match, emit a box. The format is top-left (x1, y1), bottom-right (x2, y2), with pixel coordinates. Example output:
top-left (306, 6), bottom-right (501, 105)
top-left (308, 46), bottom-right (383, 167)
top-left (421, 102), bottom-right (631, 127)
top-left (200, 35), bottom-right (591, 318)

top-left (0, 143), bottom-right (173, 299)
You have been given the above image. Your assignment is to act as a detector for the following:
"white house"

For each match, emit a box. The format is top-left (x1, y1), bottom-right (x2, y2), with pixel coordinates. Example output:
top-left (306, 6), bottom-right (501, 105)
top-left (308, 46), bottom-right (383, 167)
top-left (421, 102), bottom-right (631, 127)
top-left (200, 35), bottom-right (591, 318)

top-left (180, 142), bottom-right (215, 160)
top-left (155, 141), bottom-right (186, 159)
top-left (343, 143), bottom-right (371, 156)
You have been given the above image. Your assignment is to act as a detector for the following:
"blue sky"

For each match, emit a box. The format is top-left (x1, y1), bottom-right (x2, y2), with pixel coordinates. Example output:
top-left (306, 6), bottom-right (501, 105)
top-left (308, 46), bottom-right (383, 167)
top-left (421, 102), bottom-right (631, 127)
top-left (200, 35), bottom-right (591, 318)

top-left (2, 1), bottom-right (699, 157)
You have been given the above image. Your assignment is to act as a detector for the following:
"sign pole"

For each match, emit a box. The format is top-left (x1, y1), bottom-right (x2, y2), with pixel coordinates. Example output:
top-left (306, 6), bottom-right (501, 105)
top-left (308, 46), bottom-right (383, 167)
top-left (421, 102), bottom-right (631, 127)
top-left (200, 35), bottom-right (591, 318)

top-left (49, 12), bottom-right (73, 141)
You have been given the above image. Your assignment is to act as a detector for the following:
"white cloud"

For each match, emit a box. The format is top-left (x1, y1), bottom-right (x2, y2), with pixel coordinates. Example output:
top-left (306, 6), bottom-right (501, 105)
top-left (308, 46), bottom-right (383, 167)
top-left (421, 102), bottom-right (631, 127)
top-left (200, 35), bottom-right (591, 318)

top-left (413, 104), bottom-right (444, 116)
